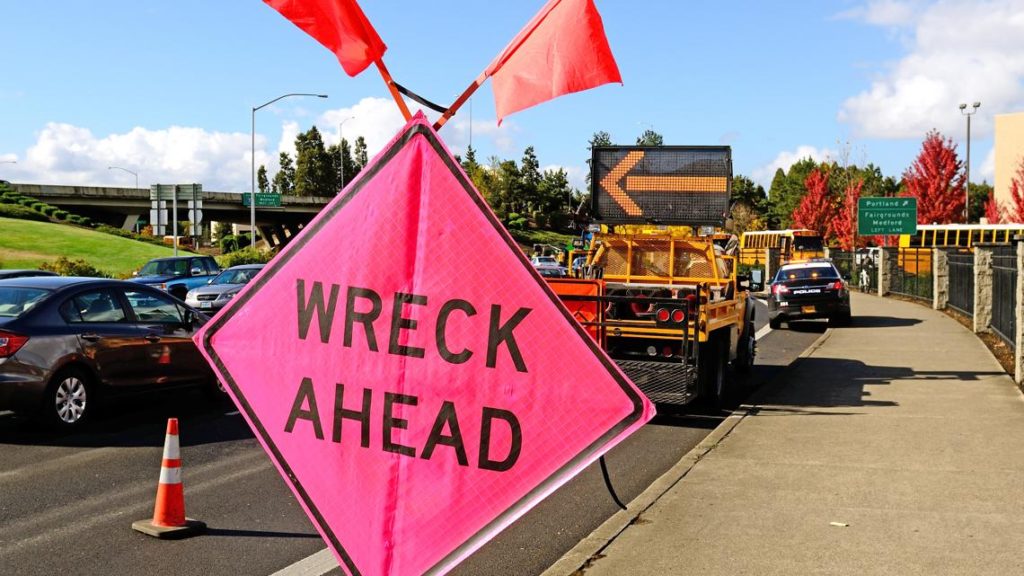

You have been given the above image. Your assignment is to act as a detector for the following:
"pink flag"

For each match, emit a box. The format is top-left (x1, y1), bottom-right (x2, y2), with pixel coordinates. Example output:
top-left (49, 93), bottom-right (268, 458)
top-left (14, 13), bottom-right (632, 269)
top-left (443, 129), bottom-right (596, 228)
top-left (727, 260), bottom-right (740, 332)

top-left (264, 0), bottom-right (386, 77)
top-left (486, 0), bottom-right (622, 123)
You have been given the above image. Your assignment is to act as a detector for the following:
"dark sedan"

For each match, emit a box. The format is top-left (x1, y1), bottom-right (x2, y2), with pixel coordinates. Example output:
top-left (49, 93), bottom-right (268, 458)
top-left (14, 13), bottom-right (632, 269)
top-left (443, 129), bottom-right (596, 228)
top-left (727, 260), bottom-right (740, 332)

top-left (0, 276), bottom-right (216, 429)
top-left (0, 270), bottom-right (58, 280)
top-left (767, 259), bottom-right (851, 329)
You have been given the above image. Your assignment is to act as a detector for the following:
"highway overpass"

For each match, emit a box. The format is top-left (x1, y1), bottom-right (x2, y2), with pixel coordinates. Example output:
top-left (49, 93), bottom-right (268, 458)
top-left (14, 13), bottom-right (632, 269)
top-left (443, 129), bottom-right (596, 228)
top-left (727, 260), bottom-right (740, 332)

top-left (9, 183), bottom-right (332, 247)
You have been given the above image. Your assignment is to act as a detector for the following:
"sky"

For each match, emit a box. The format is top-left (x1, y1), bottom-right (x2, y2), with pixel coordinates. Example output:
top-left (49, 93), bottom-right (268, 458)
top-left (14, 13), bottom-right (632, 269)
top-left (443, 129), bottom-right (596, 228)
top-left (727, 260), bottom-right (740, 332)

top-left (2, 0), bottom-right (1023, 194)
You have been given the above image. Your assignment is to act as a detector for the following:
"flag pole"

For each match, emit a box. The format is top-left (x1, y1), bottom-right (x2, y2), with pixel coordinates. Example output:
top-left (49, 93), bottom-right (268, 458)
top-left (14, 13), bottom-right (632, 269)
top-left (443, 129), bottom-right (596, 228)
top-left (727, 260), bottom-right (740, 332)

top-left (374, 59), bottom-right (413, 121)
top-left (434, 72), bottom-right (487, 131)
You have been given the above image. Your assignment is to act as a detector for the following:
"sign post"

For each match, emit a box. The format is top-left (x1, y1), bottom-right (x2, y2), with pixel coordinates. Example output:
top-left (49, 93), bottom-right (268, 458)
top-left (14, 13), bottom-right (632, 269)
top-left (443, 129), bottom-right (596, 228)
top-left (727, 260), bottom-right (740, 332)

top-left (195, 115), bottom-right (653, 575)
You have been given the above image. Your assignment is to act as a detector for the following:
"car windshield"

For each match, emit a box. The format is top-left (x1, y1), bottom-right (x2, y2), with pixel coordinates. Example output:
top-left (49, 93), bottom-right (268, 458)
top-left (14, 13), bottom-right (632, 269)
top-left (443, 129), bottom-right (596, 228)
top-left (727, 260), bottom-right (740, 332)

top-left (0, 287), bottom-right (51, 318)
top-left (211, 268), bottom-right (259, 285)
top-left (138, 259), bottom-right (188, 276)
top-left (776, 265), bottom-right (840, 282)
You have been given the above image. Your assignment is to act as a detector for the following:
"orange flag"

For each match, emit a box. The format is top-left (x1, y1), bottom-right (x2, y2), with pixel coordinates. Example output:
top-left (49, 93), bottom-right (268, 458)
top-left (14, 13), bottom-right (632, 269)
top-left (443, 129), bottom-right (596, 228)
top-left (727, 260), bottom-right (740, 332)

top-left (486, 0), bottom-right (621, 124)
top-left (264, 0), bottom-right (386, 77)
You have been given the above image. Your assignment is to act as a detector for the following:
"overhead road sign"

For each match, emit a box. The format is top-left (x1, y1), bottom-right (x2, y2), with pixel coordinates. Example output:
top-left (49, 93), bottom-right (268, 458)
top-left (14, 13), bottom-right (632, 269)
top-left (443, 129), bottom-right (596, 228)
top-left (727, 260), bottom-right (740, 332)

top-left (195, 114), bottom-right (653, 576)
top-left (242, 193), bottom-right (282, 208)
top-left (591, 146), bottom-right (732, 226)
top-left (858, 197), bottom-right (918, 236)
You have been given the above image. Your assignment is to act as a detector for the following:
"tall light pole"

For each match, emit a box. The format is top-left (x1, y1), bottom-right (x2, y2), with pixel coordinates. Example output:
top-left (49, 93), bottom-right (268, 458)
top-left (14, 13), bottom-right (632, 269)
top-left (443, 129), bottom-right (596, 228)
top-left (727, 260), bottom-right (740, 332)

top-left (339, 116), bottom-right (354, 190)
top-left (251, 92), bottom-right (327, 247)
top-left (959, 101), bottom-right (981, 222)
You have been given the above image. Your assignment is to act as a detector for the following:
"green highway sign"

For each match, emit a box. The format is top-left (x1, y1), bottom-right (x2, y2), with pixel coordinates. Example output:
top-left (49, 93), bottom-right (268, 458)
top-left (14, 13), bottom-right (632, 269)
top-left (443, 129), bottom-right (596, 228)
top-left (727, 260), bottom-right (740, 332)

top-left (242, 193), bottom-right (282, 207)
top-left (858, 197), bottom-right (917, 235)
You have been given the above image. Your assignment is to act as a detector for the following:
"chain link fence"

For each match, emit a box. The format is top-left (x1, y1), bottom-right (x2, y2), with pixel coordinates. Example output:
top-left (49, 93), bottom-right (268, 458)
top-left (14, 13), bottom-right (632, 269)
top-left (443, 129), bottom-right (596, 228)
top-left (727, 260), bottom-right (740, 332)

top-left (991, 246), bottom-right (1018, 347)
top-left (884, 247), bottom-right (933, 302)
top-left (945, 249), bottom-right (974, 317)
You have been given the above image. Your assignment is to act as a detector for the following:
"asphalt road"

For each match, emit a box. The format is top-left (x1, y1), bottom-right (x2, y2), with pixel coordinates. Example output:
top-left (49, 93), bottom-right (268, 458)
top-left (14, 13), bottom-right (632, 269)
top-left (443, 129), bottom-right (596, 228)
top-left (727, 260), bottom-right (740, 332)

top-left (0, 298), bottom-right (828, 576)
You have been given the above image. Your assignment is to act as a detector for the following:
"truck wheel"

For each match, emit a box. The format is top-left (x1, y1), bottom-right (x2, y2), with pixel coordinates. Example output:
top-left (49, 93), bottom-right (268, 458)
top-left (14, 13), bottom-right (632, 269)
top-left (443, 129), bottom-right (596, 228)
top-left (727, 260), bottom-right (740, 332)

top-left (169, 285), bottom-right (188, 301)
top-left (699, 334), bottom-right (729, 409)
top-left (735, 321), bottom-right (756, 374)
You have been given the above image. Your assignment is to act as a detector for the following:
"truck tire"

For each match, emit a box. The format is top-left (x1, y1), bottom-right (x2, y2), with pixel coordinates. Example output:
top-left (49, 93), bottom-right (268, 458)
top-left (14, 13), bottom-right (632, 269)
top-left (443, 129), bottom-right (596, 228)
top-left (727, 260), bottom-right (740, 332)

top-left (699, 333), bottom-right (729, 409)
top-left (734, 320), bottom-right (756, 374)
top-left (169, 284), bottom-right (188, 301)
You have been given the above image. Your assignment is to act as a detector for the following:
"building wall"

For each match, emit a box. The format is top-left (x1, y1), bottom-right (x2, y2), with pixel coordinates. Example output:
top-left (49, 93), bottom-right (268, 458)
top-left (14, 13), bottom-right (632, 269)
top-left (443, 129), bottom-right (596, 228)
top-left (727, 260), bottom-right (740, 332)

top-left (995, 112), bottom-right (1024, 208)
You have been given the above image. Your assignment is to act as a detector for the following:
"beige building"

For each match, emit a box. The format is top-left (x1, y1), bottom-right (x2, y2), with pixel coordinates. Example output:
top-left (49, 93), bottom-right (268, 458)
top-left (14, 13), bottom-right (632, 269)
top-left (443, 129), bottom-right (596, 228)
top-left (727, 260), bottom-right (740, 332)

top-left (994, 112), bottom-right (1024, 210)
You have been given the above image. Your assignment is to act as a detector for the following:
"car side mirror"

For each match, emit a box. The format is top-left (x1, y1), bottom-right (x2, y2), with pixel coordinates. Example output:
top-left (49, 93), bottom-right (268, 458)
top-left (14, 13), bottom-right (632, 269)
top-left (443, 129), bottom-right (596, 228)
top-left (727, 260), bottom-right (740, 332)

top-left (748, 269), bottom-right (764, 292)
top-left (132, 270), bottom-right (139, 277)
top-left (207, 278), bottom-right (214, 284)
top-left (190, 267), bottom-right (203, 276)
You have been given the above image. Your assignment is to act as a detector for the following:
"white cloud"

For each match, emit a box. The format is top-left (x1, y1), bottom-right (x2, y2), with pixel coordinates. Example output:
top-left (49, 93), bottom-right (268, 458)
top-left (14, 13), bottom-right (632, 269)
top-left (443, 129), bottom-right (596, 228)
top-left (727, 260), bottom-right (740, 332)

top-left (6, 122), bottom-right (253, 190)
top-left (835, 0), bottom-right (923, 26)
top-left (751, 145), bottom-right (836, 186)
top-left (839, 0), bottom-right (1024, 139)
top-left (979, 146), bottom-right (996, 181)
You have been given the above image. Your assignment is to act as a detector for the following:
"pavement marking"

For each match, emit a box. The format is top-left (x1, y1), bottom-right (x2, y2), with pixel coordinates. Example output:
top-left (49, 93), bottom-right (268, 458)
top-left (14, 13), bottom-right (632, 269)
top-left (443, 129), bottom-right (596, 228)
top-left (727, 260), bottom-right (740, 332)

top-left (271, 548), bottom-right (335, 576)
top-left (754, 323), bottom-right (772, 341)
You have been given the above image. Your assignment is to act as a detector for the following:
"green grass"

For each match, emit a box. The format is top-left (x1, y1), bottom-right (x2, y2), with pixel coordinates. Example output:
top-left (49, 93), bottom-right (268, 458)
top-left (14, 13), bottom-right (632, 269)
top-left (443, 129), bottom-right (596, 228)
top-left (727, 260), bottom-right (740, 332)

top-left (0, 217), bottom-right (196, 277)
top-left (509, 228), bottom-right (577, 252)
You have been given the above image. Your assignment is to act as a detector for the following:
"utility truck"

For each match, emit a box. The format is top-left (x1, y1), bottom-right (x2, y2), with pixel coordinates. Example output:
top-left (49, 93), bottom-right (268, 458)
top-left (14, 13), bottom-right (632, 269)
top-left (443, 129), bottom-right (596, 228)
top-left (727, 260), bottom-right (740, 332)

top-left (547, 146), bottom-right (758, 407)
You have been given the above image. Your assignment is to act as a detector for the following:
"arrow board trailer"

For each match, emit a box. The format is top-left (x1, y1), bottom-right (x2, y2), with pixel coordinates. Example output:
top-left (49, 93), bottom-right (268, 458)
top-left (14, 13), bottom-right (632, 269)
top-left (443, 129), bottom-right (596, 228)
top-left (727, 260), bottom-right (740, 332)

top-left (552, 145), bottom-right (755, 408)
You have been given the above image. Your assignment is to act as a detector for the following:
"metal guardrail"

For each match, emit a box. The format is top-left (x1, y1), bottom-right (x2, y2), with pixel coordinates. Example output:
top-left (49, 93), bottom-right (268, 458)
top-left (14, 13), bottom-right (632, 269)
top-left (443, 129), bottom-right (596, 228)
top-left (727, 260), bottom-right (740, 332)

top-left (991, 246), bottom-right (1018, 347)
top-left (946, 250), bottom-right (974, 317)
top-left (885, 247), bottom-right (933, 301)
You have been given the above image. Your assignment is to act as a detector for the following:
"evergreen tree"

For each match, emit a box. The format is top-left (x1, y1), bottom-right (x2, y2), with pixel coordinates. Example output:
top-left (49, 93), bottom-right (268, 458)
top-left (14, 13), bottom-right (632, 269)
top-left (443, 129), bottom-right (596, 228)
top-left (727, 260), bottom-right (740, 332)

top-left (273, 152), bottom-right (295, 195)
top-left (294, 126), bottom-right (334, 197)
top-left (636, 129), bottom-right (664, 146)
top-left (257, 165), bottom-right (271, 194)
top-left (520, 146), bottom-right (542, 212)
top-left (353, 136), bottom-right (368, 178)
top-left (767, 157), bottom-right (818, 229)
top-left (585, 130), bottom-right (613, 196)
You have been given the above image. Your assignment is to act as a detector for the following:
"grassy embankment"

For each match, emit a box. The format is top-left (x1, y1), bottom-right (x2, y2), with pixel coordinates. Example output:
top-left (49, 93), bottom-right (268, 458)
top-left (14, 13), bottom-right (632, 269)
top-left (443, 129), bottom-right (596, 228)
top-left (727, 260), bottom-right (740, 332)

top-left (0, 217), bottom-right (195, 277)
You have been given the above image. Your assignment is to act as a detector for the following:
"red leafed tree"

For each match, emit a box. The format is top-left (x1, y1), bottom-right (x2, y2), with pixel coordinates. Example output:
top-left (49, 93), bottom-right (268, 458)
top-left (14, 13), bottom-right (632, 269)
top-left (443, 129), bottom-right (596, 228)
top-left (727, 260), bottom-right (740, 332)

top-left (831, 179), bottom-right (865, 250)
top-left (1006, 155), bottom-right (1024, 222)
top-left (902, 130), bottom-right (965, 224)
top-left (983, 189), bottom-right (1005, 223)
top-left (791, 168), bottom-right (836, 238)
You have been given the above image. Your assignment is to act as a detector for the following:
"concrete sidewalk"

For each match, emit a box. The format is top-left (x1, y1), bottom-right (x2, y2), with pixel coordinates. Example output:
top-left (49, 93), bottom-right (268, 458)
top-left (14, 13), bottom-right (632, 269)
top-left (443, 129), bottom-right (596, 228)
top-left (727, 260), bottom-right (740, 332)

top-left (576, 292), bottom-right (1024, 575)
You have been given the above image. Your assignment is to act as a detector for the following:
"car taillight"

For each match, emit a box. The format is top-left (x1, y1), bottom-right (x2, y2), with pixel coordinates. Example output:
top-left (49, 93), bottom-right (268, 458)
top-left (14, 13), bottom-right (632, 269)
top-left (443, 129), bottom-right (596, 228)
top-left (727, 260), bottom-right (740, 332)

top-left (655, 308), bottom-right (670, 322)
top-left (772, 284), bottom-right (789, 295)
top-left (831, 280), bottom-right (844, 290)
top-left (0, 330), bottom-right (29, 358)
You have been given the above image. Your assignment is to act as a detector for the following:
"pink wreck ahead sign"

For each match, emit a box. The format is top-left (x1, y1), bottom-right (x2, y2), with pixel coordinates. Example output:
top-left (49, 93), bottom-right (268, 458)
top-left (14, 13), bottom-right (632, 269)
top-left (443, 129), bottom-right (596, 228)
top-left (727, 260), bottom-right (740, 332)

top-left (195, 113), bottom-right (653, 576)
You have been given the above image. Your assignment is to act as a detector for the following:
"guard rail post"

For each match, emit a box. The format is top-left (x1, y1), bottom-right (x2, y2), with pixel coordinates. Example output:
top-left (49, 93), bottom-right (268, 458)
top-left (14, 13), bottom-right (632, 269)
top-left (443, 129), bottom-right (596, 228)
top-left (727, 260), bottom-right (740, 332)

top-left (877, 249), bottom-right (888, 297)
top-left (1015, 241), bottom-right (1023, 386)
top-left (933, 249), bottom-right (948, 310)
top-left (973, 246), bottom-right (993, 334)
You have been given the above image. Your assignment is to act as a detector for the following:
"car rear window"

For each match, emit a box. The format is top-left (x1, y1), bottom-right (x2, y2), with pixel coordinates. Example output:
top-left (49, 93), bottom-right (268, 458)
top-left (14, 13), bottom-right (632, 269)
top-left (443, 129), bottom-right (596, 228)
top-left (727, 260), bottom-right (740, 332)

top-left (776, 265), bottom-right (839, 282)
top-left (0, 287), bottom-right (51, 318)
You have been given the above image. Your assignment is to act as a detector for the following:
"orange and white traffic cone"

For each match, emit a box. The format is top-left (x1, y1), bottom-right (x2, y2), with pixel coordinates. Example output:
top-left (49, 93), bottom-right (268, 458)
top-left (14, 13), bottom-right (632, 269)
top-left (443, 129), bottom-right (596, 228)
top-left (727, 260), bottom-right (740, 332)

top-left (132, 418), bottom-right (206, 539)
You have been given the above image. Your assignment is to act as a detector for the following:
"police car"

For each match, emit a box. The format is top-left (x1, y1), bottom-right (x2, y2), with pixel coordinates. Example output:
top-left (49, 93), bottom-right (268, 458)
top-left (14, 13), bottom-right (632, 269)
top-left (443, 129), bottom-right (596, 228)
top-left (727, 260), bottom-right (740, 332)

top-left (767, 259), bottom-right (851, 329)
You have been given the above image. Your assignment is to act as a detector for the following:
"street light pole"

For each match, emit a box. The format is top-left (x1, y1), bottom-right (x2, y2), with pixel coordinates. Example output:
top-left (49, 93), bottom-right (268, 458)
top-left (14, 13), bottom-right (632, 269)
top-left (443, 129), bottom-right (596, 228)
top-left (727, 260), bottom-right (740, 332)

top-left (959, 101), bottom-right (981, 223)
top-left (108, 166), bottom-right (141, 234)
top-left (251, 92), bottom-right (327, 248)
top-left (339, 116), bottom-right (354, 190)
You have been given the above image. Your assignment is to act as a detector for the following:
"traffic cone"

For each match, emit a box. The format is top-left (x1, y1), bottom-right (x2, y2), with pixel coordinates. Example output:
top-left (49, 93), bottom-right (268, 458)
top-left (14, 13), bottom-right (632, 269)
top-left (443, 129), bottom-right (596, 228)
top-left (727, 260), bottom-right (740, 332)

top-left (132, 418), bottom-right (206, 539)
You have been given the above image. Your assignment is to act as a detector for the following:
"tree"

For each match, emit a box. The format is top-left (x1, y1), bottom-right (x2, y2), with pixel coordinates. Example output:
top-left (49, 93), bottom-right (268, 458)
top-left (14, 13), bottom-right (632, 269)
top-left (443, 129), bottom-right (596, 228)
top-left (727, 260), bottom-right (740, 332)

top-left (731, 174), bottom-right (767, 210)
top-left (902, 130), bottom-right (965, 224)
top-left (353, 136), bottom-right (368, 176)
top-left (767, 157), bottom-right (819, 229)
top-left (585, 130), bottom-right (613, 194)
top-left (273, 152), bottom-right (295, 195)
top-left (520, 146), bottom-right (542, 212)
top-left (791, 167), bottom-right (835, 238)
top-left (831, 178), bottom-right (865, 250)
top-left (257, 165), bottom-right (270, 194)
top-left (294, 126), bottom-right (335, 196)
top-left (1005, 156), bottom-right (1024, 222)
top-left (968, 181), bottom-right (994, 223)
top-left (983, 189), bottom-right (1005, 224)
top-left (636, 129), bottom-right (663, 146)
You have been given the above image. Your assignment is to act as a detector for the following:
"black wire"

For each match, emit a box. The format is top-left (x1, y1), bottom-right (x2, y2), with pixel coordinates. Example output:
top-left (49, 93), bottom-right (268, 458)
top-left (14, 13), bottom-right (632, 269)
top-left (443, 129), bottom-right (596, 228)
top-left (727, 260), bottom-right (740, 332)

top-left (599, 455), bottom-right (627, 510)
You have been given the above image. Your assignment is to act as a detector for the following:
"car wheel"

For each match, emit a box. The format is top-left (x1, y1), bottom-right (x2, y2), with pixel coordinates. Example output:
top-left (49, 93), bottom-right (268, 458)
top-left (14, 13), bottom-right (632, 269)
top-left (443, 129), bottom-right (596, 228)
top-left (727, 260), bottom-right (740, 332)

top-left (203, 376), bottom-right (231, 404)
top-left (41, 367), bottom-right (94, 429)
top-left (769, 316), bottom-right (783, 330)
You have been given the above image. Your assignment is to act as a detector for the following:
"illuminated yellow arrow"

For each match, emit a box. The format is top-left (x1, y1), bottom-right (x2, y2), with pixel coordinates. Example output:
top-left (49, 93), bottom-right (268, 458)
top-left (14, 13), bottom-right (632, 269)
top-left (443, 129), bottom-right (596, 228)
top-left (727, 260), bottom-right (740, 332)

top-left (600, 151), bottom-right (729, 216)
top-left (600, 151), bottom-right (645, 216)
